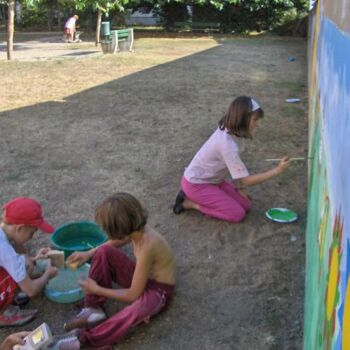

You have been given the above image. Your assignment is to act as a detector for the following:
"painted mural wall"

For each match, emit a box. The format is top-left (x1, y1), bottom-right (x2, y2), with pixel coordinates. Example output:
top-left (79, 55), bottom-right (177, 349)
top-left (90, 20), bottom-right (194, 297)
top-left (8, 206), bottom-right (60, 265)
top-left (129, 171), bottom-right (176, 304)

top-left (304, 1), bottom-right (350, 349)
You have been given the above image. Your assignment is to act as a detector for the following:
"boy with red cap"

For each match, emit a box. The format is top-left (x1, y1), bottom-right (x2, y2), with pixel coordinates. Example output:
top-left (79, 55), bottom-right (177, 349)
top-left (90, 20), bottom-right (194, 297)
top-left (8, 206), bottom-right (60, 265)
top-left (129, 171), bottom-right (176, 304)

top-left (0, 197), bottom-right (58, 327)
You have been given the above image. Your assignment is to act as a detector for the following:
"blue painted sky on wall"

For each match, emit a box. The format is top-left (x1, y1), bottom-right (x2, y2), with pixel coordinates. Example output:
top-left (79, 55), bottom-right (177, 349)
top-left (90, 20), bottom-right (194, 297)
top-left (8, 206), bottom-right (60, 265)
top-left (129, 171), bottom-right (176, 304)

top-left (317, 15), bottom-right (350, 349)
top-left (318, 16), bottom-right (350, 241)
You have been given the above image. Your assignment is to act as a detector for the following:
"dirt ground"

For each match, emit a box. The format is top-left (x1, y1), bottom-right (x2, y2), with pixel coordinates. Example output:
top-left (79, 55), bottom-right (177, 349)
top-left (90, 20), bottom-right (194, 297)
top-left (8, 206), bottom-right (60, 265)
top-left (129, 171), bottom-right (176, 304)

top-left (0, 33), bottom-right (307, 349)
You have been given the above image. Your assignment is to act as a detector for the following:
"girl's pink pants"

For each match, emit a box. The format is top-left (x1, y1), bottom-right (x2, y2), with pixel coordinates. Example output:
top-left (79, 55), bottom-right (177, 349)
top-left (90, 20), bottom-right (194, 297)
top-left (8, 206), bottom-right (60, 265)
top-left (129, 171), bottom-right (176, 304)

top-left (80, 244), bottom-right (174, 347)
top-left (181, 176), bottom-right (251, 223)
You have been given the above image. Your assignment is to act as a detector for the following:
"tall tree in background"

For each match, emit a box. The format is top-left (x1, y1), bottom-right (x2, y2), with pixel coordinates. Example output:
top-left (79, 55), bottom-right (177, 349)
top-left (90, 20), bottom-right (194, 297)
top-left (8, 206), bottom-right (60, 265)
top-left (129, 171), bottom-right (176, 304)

top-left (7, 0), bottom-right (14, 60)
top-left (5, 0), bottom-right (43, 60)
top-left (74, 0), bottom-right (130, 45)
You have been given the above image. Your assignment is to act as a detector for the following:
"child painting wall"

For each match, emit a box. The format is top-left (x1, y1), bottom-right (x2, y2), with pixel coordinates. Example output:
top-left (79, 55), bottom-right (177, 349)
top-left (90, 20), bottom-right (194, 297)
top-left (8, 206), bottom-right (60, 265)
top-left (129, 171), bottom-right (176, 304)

top-left (304, 1), bottom-right (350, 349)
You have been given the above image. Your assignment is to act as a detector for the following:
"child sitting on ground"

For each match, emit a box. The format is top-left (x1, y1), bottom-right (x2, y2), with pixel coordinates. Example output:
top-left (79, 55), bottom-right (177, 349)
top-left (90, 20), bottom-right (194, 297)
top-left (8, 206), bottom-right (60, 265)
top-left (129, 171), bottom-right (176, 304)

top-left (63, 192), bottom-right (176, 348)
top-left (0, 197), bottom-right (58, 326)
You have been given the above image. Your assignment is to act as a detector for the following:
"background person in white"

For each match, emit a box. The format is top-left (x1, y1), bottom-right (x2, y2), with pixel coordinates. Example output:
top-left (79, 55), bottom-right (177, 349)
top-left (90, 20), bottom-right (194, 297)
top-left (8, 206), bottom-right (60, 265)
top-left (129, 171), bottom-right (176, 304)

top-left (64, 15), bottom-right (79, 43)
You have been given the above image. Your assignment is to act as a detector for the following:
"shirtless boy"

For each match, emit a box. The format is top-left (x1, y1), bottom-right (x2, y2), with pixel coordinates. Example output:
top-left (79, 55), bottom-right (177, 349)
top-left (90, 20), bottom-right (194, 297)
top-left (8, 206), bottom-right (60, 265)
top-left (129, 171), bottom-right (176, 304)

top-left (63, 192), bottom-right (176, 349)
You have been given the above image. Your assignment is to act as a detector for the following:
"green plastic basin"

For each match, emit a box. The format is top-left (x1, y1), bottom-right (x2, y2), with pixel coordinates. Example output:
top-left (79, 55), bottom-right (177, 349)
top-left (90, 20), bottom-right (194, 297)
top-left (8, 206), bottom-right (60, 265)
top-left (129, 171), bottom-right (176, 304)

top-left (51, 221), bottom-right (107, 257)
top-left (45, 263), bottom-right (90, 303)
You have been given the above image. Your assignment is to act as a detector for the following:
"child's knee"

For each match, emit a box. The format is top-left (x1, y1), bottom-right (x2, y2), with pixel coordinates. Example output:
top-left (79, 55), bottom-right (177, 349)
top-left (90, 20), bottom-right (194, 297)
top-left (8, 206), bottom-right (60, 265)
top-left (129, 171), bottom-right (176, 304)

top-left (226, 207), bottom-right (246, 223)
top-left (244, 200), bottom-right (252, 213)
top-left (94, 243), bottom-right (113, 258)
top-left (94, 243), bottom-right (126, 264)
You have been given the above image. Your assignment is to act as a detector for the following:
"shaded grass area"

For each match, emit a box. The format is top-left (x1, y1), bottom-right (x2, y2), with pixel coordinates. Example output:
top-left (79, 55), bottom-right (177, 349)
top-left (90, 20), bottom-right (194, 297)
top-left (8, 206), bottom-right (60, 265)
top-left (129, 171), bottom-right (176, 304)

top-left (0, 36), bottom-right (307, 350)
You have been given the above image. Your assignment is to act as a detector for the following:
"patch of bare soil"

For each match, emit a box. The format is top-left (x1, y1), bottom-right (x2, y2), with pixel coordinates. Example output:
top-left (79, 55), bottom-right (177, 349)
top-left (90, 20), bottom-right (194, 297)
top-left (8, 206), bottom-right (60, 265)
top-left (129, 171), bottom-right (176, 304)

top-left (0, 35), bottom-right (307, 349)
top-left (0, 32), bottom-right (101, 61)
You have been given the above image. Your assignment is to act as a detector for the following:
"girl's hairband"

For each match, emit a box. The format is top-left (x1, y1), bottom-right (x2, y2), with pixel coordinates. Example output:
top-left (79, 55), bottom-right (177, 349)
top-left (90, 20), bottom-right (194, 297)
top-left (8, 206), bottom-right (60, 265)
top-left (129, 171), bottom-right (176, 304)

top-left (251, 98), bottom-right (260, 112)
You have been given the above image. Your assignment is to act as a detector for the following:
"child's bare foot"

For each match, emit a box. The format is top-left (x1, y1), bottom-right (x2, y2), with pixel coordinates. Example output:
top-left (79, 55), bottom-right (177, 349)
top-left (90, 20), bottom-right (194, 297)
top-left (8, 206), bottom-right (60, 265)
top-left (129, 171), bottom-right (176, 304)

top-left (183, 198), bottom-right (200, 211)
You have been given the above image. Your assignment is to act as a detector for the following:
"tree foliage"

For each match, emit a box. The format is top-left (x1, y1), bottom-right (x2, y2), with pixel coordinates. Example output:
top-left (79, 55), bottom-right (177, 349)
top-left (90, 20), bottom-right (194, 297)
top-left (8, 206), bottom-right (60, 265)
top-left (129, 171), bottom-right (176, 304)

top-left (128, 0), bottom-right (308, 32)
top-left (0, 0), bottom-right (309, 33)
top-left (67, 0), bottom-right (129, 15)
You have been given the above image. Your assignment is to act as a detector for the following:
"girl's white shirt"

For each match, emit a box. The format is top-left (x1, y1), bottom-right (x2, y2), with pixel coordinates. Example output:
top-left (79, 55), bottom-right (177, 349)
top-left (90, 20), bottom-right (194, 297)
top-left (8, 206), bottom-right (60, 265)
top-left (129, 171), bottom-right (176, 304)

top-left (184, 127), bottom-right (249, 184)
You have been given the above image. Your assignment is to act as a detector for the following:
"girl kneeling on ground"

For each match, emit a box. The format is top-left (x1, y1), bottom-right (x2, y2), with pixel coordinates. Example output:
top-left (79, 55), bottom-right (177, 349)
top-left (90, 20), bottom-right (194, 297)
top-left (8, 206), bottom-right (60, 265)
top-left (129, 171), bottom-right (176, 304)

top-left (173, 95), bottom-right (291, 223)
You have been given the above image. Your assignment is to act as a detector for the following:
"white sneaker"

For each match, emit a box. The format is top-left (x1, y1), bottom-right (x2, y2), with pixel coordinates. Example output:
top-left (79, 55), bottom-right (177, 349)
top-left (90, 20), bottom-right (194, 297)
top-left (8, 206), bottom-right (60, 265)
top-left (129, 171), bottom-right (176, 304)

top-left (48, 335), bottom-right (80, 350)
top-left (0, 305), bottom-right (37, 327)
top-left (64, 307), bottom-right (106, 331)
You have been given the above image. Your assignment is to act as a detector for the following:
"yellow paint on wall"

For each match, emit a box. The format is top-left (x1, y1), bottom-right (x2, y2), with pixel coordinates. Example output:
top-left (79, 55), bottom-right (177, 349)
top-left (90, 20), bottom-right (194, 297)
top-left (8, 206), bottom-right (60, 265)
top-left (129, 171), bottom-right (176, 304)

top-left (327, 248), bottom-right (339, 320)
top-left (343, 277), bottom-right (350, 348)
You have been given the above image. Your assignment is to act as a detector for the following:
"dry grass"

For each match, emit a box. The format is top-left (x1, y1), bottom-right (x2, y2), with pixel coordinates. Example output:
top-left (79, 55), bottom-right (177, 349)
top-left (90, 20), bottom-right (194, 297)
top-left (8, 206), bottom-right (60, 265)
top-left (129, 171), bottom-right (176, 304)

top-left (0, 38), bottom-right (218, 112)
top-left (0, 34), bottom-right (307, 350)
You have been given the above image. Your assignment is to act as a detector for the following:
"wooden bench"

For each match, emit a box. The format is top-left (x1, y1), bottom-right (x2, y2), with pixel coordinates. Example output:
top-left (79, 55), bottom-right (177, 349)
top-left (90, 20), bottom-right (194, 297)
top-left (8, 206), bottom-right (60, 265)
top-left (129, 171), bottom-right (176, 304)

top-left (109, 28), bottom-right (134, 53)
top-left (174, 21), bottom-right (221, 33)
top-left (173, 21), bottom-right (191, 31)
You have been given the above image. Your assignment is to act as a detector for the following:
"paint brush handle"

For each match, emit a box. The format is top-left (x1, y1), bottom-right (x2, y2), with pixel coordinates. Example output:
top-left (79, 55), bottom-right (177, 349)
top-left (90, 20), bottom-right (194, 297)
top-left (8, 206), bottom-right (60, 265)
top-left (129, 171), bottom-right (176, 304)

top-left (265, 157), bottom-right (312, 161)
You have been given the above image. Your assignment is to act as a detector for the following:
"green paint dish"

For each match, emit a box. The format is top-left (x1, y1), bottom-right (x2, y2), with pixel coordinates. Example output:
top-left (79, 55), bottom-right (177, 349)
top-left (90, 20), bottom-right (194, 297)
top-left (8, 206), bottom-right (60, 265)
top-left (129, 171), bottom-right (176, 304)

top-left (265, 208), bottom-right (298, 223)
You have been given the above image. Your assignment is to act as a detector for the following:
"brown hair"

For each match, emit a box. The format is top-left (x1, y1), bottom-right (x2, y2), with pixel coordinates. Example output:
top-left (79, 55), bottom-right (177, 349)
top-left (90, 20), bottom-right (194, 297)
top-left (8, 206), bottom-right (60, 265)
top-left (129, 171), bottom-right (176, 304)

top-left (94, 193), bottom-right (148, 239)
top-left (218, 96), bottom-right (264, 138)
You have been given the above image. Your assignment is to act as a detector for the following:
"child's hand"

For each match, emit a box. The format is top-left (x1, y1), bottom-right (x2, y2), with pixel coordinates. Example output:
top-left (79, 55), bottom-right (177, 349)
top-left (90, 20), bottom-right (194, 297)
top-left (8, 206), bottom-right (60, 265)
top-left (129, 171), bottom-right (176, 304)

top-left (25, 255), bottom-right (35, 276)
top-left (34, 247), bottom-right (51, 260)
top-left (79, 277), bottom-right (99, 295)
top-left (45, 259), bottom-right (58, 279)
top-left (276, 157), bottom-right (291, 173)
top-left (66, 251), bottom-right (90, 268)
top-left (3, 332), bottom-right (30, 349)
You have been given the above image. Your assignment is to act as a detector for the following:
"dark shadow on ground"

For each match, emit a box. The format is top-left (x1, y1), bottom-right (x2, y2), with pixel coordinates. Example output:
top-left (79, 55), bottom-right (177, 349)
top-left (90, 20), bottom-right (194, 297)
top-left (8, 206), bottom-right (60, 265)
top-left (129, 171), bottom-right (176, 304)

top-left (0, 38), bottom-right (307, 350)
top-left (60, 50), bottom-right (100, 57)
top-left (0, 32), bottom-right (63, 42)
top-left (0, 43), bottom-right (32, 52)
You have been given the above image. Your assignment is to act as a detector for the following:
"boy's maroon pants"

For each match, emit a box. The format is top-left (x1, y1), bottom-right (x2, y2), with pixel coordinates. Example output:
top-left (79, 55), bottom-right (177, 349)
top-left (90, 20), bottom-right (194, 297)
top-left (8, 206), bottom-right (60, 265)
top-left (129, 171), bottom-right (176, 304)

top-left (79, 244), bottom-right (174, 347)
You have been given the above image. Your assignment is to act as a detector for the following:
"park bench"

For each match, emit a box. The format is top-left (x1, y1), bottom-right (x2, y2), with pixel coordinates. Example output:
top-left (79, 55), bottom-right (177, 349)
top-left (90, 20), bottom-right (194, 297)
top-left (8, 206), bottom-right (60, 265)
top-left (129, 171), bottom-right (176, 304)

top-left (174, 21), bottom-right (221, 33)
top-left (109, 28), bottom-right (134, 53)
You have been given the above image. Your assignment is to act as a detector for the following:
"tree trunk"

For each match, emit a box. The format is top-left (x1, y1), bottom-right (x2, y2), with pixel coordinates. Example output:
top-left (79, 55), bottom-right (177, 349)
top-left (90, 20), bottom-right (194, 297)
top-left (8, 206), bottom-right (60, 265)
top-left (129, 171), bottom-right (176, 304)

top-left (47, 4), bottom-right (52, 31)
top-left (1, 5), bottom-right (7, 27)
top-left (7, 0), bottom-right (15, 61)
top-left (57, 2), bottom-right (61, 30)
top-left (15, 0), bottom-right (21, 24)
top-left (95, 9), bottom-right (102, 46)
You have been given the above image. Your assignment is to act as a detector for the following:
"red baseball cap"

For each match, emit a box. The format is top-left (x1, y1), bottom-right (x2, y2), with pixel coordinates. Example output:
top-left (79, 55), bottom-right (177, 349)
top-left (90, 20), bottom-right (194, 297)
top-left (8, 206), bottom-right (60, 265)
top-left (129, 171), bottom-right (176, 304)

top-left (2, 197), bottom-right (55, 233)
